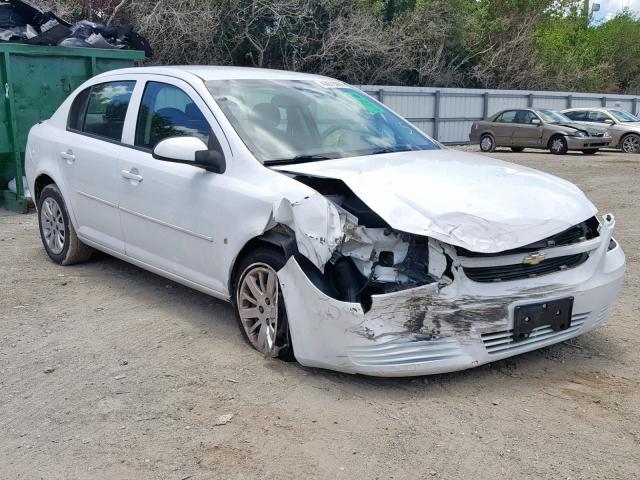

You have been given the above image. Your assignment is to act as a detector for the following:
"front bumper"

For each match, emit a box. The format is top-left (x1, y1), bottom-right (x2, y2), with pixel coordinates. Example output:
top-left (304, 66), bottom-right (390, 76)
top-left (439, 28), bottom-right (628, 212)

top-left (566, 135), bottom-right (612, 149)
top-left (278, 215), bottom-right (625, 377)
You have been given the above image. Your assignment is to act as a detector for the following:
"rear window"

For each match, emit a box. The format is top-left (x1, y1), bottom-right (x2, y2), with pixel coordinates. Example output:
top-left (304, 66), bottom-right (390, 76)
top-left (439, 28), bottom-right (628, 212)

top-left (495, 111), bottom-right (517, 123)
top-left (78, 81), bottom-right (136, 142)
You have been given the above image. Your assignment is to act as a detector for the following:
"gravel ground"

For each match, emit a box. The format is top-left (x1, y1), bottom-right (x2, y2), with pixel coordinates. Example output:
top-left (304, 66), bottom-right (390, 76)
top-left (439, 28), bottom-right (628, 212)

top-left (1, 147), bottom-right (639, 479)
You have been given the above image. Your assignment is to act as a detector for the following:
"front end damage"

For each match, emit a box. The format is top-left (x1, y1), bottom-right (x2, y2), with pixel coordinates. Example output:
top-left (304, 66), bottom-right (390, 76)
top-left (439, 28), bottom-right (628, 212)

top-left (265, 173), bottom-right (624, 376)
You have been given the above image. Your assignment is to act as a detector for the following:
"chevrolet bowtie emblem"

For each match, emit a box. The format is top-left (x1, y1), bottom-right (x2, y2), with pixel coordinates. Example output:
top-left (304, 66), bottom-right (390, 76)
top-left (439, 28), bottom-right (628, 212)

top-left (523, 252), bottom-right (546, 266)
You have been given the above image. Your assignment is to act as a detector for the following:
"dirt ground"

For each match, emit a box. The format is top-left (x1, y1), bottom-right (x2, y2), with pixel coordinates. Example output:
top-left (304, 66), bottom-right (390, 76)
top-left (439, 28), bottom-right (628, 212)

top-left (1, 147), bottom-right (639, 480)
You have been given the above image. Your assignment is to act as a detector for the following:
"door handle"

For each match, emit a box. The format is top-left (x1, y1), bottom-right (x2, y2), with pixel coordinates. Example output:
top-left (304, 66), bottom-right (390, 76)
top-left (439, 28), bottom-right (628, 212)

top-left (121, 169), bottom-right (143, 183)
top-left (60, 150), bottom-right (75, 164)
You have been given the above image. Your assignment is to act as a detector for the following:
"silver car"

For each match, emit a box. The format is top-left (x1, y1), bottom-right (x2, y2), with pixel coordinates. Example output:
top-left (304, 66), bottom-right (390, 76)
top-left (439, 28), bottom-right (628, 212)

top-left (470, 109), bottom-right (611, 155)
top-left (562, 107), bottom-right (640, 154)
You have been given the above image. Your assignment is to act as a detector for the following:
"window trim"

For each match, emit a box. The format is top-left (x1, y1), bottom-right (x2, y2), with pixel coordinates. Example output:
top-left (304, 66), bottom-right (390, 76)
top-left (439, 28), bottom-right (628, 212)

top-left (133, 80), bottom-right (212, 152)
top-left (66, 80), bottom-right (137, 143)
top-left (63, 74), bottom-right (233, 164)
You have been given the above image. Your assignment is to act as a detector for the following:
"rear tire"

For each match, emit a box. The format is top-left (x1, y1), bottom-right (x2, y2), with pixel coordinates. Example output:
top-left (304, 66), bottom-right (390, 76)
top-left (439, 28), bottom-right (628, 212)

top-left (620, 133), bottom-right (640, 153)
top-left (549, 135), bottom-right (568, 155)
top-left (511, 147), bottom-right (525, 152)
top-left (231, 247), bottom-right (295, 361)
top-left (37, 184), bottom-right (93, 265)
top-left (581, 149), bottom-right (598, 155)
top-left (480, 134), bottom-right (496, 152)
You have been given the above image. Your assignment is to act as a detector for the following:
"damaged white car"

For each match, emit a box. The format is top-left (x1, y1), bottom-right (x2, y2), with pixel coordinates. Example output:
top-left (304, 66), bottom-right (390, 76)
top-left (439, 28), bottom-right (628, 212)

top-left (26, 66), bottom-right (625, 376)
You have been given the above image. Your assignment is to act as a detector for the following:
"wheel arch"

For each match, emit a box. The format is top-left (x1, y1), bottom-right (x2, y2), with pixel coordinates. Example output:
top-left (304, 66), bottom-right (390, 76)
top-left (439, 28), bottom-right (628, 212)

top-left (480, 131), bottom-right (495, 141)
top-left (228, 225), bottom-right (299, 294)
top-left (33, 173), bottom-right (56, 204)
top-left (547, 133), bottom-right (567, 149)
top-left (619, 131), bottom-right (639, 149)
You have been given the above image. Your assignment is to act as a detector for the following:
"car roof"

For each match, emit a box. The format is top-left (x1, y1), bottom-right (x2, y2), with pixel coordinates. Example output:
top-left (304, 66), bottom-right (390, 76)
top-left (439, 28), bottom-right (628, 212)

top-left (92, 65), bottom-right (333, 82)
top-left (562, 107), bottom-right (609, 112)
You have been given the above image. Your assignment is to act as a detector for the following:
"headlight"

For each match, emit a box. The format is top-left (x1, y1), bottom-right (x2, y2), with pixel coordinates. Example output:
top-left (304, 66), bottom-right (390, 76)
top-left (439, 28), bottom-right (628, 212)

top-left (571, 131), bottom-right (587, 137)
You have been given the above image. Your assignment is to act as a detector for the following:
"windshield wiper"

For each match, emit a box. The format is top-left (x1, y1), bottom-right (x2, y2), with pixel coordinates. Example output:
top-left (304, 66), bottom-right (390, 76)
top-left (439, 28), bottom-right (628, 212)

top-left (266, 154), bottom-right (336, 166)
top-left (366, 146), bottom-right (415, 156)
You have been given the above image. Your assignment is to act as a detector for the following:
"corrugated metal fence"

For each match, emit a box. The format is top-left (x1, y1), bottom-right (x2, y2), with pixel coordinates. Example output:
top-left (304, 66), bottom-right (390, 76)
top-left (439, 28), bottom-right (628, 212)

top-left (359, 85), bottom-right (640, 144)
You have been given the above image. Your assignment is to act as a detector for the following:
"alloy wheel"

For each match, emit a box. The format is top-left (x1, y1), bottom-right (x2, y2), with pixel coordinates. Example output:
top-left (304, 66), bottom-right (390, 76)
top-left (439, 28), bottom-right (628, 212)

top-left (40, 197), bottom-right (66, 254)
top-left (480, 136), bottom-right (493, 151)
top-left (622, 135), bottom-right (640, 153)
top-left (236, 263), bottom-right (280, 356)
top-left (551, 138), bottom-right (565, 153)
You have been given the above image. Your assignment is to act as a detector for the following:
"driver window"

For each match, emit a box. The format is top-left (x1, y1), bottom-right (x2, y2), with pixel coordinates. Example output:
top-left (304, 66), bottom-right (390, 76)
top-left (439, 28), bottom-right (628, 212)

top-left (587, 111), bottom-right (610, 123)
top-left (134, 82), bottom-right (212, 150)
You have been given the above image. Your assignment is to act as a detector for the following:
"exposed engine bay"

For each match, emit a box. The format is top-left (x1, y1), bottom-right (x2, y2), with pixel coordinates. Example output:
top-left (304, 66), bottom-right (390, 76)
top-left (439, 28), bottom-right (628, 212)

top-left (288, 174), bottom-right (601, 312)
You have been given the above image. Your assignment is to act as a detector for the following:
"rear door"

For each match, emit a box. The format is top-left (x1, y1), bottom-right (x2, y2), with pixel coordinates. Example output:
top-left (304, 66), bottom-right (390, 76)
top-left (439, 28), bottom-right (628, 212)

top-left (62, 80), bottom-right (136, 253)
top-left (491, 110), bottom-right (517, 146)
top-left (117, 76), bottom-right (231, 293)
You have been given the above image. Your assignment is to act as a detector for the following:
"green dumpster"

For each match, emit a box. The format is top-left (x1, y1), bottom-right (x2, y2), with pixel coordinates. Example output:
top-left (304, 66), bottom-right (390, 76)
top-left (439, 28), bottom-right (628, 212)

top-left (0, 44), bottom-right (144, 212)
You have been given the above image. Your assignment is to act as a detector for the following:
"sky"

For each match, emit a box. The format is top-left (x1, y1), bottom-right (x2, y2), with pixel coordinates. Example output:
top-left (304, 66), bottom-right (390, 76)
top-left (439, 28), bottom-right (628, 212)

top-left (592, 0), bottom-right (640, 21)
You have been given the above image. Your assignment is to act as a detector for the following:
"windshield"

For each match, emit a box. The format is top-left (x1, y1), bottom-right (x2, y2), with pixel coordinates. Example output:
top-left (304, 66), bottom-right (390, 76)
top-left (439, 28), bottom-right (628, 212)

top-left (206, 79), bottom-right (438, 164)
top-left (609, 109), bottom-right (639, 122)
top-left (537, 110), bottom-right (572, 124)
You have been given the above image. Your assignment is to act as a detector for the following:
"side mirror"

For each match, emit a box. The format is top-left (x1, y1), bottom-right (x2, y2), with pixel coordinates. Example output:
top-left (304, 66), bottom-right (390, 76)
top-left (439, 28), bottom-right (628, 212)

top-left (604, 119), bottom-right (614, 125)
top-left (531, 118), bottom-right (541, 125)
top-left (152, 136), bottom-right (226, 174)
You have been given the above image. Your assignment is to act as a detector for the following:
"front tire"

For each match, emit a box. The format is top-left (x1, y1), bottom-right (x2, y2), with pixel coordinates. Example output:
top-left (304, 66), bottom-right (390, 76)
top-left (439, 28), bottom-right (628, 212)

top-left (232, 247), bottom-right (294, 361)
top-left (621, 133), bottom-right (640, 153)
top-left (549, 135), bottom-right (568, 155)
top-left (37, 184), bottom-right (93, 265)
top-left (479, 134), bottom-right (496, 152)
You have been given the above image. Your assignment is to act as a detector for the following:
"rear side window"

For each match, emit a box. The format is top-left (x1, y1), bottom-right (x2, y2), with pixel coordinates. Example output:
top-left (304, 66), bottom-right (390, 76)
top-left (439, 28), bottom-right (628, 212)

top-left (495, 111), bottom-right (517, 123)
top-left (67, 88), bottom-right (90, 131)
top-left (134, 81), bottom-right (212, 150)
top-left (81, 81), bottom-right (135, 141)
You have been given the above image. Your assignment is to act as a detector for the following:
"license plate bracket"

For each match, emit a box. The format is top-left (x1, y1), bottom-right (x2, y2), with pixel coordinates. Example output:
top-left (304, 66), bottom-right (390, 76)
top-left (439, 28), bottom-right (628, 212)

top-left (513, 297), bottom-right (574, 342)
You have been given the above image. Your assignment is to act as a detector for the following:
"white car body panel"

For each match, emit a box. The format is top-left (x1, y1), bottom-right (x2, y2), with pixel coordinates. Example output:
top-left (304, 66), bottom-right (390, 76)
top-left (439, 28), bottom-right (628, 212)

top-left (24, 66), bottom-right (625, 377)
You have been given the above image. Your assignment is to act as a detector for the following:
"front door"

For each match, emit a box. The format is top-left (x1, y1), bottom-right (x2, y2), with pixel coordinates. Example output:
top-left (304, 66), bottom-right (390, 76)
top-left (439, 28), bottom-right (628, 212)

top-left (513, 110), bottom-right (543, 147)
top-left (117, 78), bottom-right (230, 294)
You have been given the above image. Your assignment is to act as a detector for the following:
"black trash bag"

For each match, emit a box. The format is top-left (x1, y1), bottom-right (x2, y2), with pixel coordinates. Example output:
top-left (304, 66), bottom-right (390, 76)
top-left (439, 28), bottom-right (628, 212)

top-left (57, 36), bottom-right (93, 49)
top-left (0, 0), bottom-right (152, 57)
top-left (8, 0), bottom-right (70, 28)
top-left (70, 19), bottom-right (153, 57)
top-left (0, 2), bottom-right (25, 27)
top-left (0, 0), bottom-right (71, 45)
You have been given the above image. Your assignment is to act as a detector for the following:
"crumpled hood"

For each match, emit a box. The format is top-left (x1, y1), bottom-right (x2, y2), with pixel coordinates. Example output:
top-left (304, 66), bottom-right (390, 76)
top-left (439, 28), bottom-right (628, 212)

top-left (273, 149), bottom-right (597, 253)
top-left (557, 123), bottom-right (606, 136)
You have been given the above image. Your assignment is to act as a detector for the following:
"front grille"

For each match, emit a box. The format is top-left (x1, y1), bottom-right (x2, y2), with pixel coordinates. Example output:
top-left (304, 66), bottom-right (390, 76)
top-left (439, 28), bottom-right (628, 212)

top-left (481, 312), bottom-right (588, 355)
top-left (463, 253), bottom-right (589, 282)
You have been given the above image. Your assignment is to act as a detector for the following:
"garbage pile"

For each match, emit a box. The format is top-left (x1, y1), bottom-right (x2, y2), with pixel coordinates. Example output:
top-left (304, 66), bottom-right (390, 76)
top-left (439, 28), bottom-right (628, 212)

top-left (0, 0), bottom-right (152, 57)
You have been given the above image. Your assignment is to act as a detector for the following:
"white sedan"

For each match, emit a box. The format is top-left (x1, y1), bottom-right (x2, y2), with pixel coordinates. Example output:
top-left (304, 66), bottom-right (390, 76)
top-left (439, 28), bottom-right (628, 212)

top-left (25, 66), bottom-right (625, 376)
